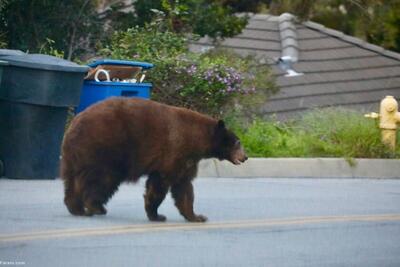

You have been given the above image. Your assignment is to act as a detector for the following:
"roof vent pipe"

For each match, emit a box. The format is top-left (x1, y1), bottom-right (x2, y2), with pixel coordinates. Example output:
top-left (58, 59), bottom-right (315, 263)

top-left (279, 13), bottom-right (299, 61)
top-left (278, 13), bottom-right (303, 77)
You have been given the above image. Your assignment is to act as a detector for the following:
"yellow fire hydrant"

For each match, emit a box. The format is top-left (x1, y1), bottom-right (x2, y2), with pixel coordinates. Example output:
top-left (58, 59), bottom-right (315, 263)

top-left (365, 95), bottom-right (400, 151)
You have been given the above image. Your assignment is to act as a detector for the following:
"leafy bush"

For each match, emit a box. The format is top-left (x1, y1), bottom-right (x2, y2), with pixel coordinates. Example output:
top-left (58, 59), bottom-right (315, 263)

top-left (100, 21), bottom-right (276, 116)
top-left (133, 0), bottom-right (248, 39)
top-left (39, 38), bottom-right (65, 58)
top-left (0, 36), bottom-right (6, 49)
top-left (226, 108), bottom-right (399, 159)
top-left (0, 0), bottom-right (103, 60)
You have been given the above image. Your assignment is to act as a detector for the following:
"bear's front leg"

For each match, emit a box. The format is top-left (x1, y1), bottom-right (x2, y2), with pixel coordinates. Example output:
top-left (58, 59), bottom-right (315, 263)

top-left (171, 180), bottom-right (208, 222)
top-left (144, 173), bottom-right (169, 222)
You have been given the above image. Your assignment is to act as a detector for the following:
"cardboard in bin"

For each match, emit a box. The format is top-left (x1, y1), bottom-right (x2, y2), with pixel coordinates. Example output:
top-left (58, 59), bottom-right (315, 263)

top-left (85, 59), bottom-right (154, 82)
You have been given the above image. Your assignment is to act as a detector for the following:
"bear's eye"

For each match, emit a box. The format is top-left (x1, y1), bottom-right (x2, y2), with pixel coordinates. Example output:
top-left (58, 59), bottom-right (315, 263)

top-left (235, 140), bottom-right (241, 147)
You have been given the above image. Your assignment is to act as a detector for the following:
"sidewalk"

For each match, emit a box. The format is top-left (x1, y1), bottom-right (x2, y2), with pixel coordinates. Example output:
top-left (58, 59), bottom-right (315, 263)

top-left (198, 158), bottom-right (400, 179)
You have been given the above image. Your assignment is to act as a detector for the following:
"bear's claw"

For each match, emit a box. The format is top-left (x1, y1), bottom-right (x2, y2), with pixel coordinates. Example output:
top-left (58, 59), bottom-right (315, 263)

top-left (187, 214), bottom-right (208, 223)
top-left (84, 206), bottom-right (107, 216)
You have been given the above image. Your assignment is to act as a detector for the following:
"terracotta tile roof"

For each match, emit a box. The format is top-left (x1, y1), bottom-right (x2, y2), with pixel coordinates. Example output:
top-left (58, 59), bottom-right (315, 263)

top-left (189, 13), bottom-right (400, 120)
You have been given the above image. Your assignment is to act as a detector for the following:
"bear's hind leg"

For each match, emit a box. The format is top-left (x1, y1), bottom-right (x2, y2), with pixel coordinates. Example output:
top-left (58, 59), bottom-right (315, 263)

top-left (64, 177), bottom-right (85, 216)
top-left (171, 181), bottom-right (207, 222)
top-left (144, 172), bottom-right (169, 222)
top-left (84, 196), bottom-right (108, 216)
top-left (82, 172), bottom-right (121, 216)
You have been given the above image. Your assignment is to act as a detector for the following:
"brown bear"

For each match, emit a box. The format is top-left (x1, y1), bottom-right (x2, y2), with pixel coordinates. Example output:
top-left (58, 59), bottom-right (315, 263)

top-left (61, 97), bottom-right (247, 222)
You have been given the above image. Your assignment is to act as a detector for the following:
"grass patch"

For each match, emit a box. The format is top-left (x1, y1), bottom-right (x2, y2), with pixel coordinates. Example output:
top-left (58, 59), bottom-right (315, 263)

top-left (226, 108), bottom-right (400, 159)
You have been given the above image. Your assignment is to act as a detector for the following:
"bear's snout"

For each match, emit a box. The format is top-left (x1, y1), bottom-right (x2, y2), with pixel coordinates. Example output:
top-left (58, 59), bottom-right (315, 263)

top-left (231, 147), bottom-right (248, 165)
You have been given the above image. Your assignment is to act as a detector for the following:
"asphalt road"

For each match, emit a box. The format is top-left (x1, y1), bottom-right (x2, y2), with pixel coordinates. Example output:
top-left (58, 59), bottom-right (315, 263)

top-left (1, 177), bottom-right (400, 267)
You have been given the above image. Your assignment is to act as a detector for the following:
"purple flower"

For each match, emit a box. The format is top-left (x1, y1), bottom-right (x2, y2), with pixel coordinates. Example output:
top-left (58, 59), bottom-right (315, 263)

top-left (186, 64), bottom-right (197, 75)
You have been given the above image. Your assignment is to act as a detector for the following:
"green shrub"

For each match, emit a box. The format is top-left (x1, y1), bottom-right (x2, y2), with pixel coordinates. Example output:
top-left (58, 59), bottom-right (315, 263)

top-left (160, 49), bottom-right (276, 116)
top-left (39, 38), bottom-right (64, 58)
top-left (133, 0), bottom-right (248, 39)
top-left (298, 108), bottom-right (394, 158)
top-left (226, 108), bottom-right (399, 159)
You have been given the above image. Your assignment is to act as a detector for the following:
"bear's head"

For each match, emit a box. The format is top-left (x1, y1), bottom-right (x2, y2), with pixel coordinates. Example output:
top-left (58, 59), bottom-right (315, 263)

top-left (213, 120), bottom-right (248, 165)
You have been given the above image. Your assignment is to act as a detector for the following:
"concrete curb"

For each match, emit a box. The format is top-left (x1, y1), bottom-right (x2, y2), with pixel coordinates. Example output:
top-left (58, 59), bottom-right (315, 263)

top-left (198, 158), bottom-right (400, 179)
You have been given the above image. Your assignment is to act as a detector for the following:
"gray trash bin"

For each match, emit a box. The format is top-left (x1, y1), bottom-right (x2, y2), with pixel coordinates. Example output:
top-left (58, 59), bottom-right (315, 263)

top-left (0, 54), bottom-right (89, 179)
top-left (0, 60), bottom-right (8, 176)
top-left (0, 49), bottom-right (25, 58)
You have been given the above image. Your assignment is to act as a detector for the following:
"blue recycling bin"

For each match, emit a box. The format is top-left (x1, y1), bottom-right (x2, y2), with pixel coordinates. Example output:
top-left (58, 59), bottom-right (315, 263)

top-left (76, 59), bottom-right (154, 113)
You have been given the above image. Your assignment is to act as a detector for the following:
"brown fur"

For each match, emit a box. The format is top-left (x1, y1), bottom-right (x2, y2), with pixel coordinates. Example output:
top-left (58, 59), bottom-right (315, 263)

top-left (61, 97), bottom-right (246, 222)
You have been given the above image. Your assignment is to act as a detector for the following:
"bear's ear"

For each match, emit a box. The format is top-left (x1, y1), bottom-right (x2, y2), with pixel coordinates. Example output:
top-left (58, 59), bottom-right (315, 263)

top-left (214, 120), bottom-right (226, 138)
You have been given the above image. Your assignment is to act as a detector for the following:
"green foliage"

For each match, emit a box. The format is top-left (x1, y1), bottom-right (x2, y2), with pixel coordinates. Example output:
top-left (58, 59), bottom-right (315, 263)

top-left (157, 50), bottom-right (276, 115)
top-left (38, 38), bottom-right (65, 58)
top-left (0, 0), bottom-right (8, 48)
top-left (0, 0), bottom-right (103, 60)
top-left (190, 1), bottom-right (248, 39)
top-left (269, 0), bottom-right (400, 52)
top-left (226, 108), bottom-right (399, 159)
top-left (100, 21), bottom-right (276, 116)
top-left (101, 24), bottom-right (187, 61)
top-left (269, 0), bottom-right (316, 20)
top-left (0, 35), bottom-right (6, 49)
top-left (0, 0), bottom-right (250, 59)
top-left (222, 0), bottom-right (270, 13)
top-left (133, 0), bottom-right (248, 39)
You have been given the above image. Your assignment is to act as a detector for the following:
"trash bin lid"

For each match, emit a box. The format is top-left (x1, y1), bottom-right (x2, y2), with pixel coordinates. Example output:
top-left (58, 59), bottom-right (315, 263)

top-left (0, 49), bottom-right (25, 58)
top-left (1, 54), bottom-right (89, 73)
top-left (88, 59), bottom-right (154, 69)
